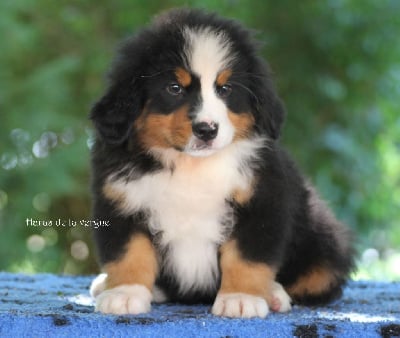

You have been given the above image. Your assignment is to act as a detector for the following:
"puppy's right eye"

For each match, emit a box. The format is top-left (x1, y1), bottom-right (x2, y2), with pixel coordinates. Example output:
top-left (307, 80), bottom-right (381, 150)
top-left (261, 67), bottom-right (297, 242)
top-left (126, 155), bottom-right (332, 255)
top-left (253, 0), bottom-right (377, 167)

top-left (166, 83), bottom-right (184, 96)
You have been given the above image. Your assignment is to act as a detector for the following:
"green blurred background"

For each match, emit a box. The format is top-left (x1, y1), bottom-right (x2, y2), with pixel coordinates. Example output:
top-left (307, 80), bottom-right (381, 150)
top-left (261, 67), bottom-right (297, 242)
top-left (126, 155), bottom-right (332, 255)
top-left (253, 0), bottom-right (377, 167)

top-left (1, 0), bottom-right (399, 280)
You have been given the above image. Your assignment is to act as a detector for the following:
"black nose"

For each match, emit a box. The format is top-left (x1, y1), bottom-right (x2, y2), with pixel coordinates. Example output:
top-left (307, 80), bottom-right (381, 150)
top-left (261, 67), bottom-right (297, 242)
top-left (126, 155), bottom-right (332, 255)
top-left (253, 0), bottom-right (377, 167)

top-left (192, 122), bottom-right (219, 142)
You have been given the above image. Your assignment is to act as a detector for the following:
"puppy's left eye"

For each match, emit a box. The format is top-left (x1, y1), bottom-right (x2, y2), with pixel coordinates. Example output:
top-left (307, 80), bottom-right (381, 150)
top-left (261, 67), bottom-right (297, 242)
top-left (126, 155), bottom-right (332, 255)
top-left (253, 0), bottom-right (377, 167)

top-left (166, 83), bottom-right (184, 96)
top-left (216, 84), bottom-right (232, 98)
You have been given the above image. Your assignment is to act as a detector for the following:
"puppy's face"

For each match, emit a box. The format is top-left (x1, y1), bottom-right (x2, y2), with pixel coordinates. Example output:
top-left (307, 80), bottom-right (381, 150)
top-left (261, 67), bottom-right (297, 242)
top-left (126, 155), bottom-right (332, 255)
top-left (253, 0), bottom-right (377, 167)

top-left (135, 29), bottom-right (257, 157)
top-left (91, 13), bottom-right (285, 157)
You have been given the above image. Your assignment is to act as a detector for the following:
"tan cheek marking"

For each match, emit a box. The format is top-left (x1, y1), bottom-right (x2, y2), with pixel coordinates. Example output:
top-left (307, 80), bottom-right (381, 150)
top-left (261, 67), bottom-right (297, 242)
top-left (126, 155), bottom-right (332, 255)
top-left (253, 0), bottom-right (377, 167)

top-left (135, 106), bottom-right (191, 150)
top-left (104, 233), bottom-right (158, 291)
top-left (286, 266), bottom-right (338, 298)
top-left (135, 110), bottom-right (173, 149)
top-left (175, 67), bottom-right (192, 87)
top-left (218, 240), bottom-right (276, 304)
top-left (228, 111), bottom-right (255, 140)
top-left (218, 70), bottom-right (254, 140)
top-left (216, 68), bottom-right (233, 86)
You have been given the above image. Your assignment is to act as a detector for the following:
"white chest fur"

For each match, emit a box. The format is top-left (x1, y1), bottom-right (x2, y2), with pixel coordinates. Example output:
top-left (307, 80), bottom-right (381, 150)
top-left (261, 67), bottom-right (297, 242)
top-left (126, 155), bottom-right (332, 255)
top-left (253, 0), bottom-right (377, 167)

top-left (106, 139), bottom-right (263, 294)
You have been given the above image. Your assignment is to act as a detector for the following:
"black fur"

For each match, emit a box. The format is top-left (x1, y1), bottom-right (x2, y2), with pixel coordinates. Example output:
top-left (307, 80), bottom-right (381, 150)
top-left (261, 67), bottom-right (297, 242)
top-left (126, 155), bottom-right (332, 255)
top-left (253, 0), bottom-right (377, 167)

top-left (90, 8), bottom-right (354, 308)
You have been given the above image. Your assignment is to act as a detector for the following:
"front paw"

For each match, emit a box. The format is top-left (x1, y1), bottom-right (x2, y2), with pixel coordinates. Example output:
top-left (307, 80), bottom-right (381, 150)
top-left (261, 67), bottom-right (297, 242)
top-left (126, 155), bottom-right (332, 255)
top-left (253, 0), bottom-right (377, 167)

top-left (270, 281), bottom-right (292, 313)
top-left (90, 273), bottom-right (107, 298)
top-left (95, 284), bottom-right (152, 315)
top-left (212, 293), bottom-right (269, 318)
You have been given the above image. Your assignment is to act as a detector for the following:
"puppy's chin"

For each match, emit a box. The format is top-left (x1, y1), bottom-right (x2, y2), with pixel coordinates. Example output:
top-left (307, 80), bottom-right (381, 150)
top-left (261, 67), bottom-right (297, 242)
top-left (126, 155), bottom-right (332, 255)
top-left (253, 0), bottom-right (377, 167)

top-left (185, 148), bottom-right (218, 157)
top-left (184, 137), bottom-right (223, 157)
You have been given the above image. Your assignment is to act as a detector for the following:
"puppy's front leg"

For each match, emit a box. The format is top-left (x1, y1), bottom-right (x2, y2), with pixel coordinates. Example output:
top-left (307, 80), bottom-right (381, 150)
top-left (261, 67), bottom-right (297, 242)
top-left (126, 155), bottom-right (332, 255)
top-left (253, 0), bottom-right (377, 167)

top-left (212, 240), bottom-right (291, 318)
top-left (93, 233), bottom-right (158, 315)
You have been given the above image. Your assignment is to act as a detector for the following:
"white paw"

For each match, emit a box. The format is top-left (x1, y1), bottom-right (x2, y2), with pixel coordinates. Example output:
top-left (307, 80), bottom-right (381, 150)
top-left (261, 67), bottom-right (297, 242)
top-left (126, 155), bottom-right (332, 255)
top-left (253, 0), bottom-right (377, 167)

top-left (95, 284), bottom-right (152, 315)
top-left (152, 285), bottom-right (169, 303)
top-left (90, 273), bottom-right (107, 298)
top-left (270, 281), bottom-right (292, 313)
top-left (212, 293), bottom-right (269, 318)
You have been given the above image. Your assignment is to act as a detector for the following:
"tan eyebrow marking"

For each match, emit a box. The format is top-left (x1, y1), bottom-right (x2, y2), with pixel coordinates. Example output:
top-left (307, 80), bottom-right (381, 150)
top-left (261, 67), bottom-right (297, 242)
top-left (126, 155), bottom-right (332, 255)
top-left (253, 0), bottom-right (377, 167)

top-left (175, 67), bottom-right (192, 87)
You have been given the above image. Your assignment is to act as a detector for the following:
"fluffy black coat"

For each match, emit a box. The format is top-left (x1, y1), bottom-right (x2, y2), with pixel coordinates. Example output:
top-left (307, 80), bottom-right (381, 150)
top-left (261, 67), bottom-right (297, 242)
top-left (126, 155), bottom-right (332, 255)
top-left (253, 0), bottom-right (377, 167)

top-left (90, 8), bottom-right (354, 309)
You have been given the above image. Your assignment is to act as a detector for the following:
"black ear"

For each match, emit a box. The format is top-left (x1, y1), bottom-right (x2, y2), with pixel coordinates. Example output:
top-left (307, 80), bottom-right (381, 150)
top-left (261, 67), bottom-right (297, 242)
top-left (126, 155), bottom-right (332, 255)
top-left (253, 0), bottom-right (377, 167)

top-left (257, 86), bottom-right (286, 140)
top-left (250, 62), bottom-right (286, 140)
top-left (90, 80), bottom-right (142, 145)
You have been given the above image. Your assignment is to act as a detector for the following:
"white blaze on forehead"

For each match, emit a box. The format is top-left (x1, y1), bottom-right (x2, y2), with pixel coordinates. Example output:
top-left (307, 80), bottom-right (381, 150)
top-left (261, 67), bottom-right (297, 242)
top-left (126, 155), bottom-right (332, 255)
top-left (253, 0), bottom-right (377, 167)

top-left (183, 27), bottom-right (236, 153)
top-left (184, 27), bottom-right (233, 83)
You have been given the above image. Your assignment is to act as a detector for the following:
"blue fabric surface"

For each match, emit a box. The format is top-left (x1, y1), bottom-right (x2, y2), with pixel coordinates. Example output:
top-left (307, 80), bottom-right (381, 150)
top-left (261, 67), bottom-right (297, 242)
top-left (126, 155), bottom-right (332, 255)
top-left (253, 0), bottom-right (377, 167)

top-left (0, 272), bottom-right (399, 337)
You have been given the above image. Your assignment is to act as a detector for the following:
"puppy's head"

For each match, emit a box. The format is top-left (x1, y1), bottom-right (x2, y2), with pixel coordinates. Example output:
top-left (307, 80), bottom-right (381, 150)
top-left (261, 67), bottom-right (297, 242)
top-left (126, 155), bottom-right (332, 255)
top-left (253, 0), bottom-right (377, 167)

top-left (91, 9), bottom-right (285, 157)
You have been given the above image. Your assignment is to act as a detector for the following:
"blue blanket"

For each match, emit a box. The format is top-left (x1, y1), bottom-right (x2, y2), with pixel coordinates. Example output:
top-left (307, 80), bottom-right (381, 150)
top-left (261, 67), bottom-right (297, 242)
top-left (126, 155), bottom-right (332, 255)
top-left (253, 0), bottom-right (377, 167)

top-left (0, 272), bottom-right (399, 337)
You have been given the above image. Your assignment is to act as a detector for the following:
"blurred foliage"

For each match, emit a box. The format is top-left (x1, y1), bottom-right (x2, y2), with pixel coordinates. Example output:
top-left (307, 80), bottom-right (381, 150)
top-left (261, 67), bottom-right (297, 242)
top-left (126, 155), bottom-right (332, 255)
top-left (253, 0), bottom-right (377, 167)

top-left (0, 0), bottom-right (399, 279)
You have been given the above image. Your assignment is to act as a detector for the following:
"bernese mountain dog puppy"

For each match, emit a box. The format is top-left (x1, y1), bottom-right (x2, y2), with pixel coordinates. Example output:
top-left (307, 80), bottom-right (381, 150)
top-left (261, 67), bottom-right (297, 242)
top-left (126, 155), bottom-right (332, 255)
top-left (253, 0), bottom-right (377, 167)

top-left (89, 8), bottom-right (354, 318)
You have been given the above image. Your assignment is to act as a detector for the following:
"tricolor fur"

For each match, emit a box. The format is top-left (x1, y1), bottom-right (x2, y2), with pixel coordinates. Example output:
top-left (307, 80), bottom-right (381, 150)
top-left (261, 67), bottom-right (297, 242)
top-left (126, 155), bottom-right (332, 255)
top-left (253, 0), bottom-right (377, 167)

top-left (89, 8), bottom-right (354, 318)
